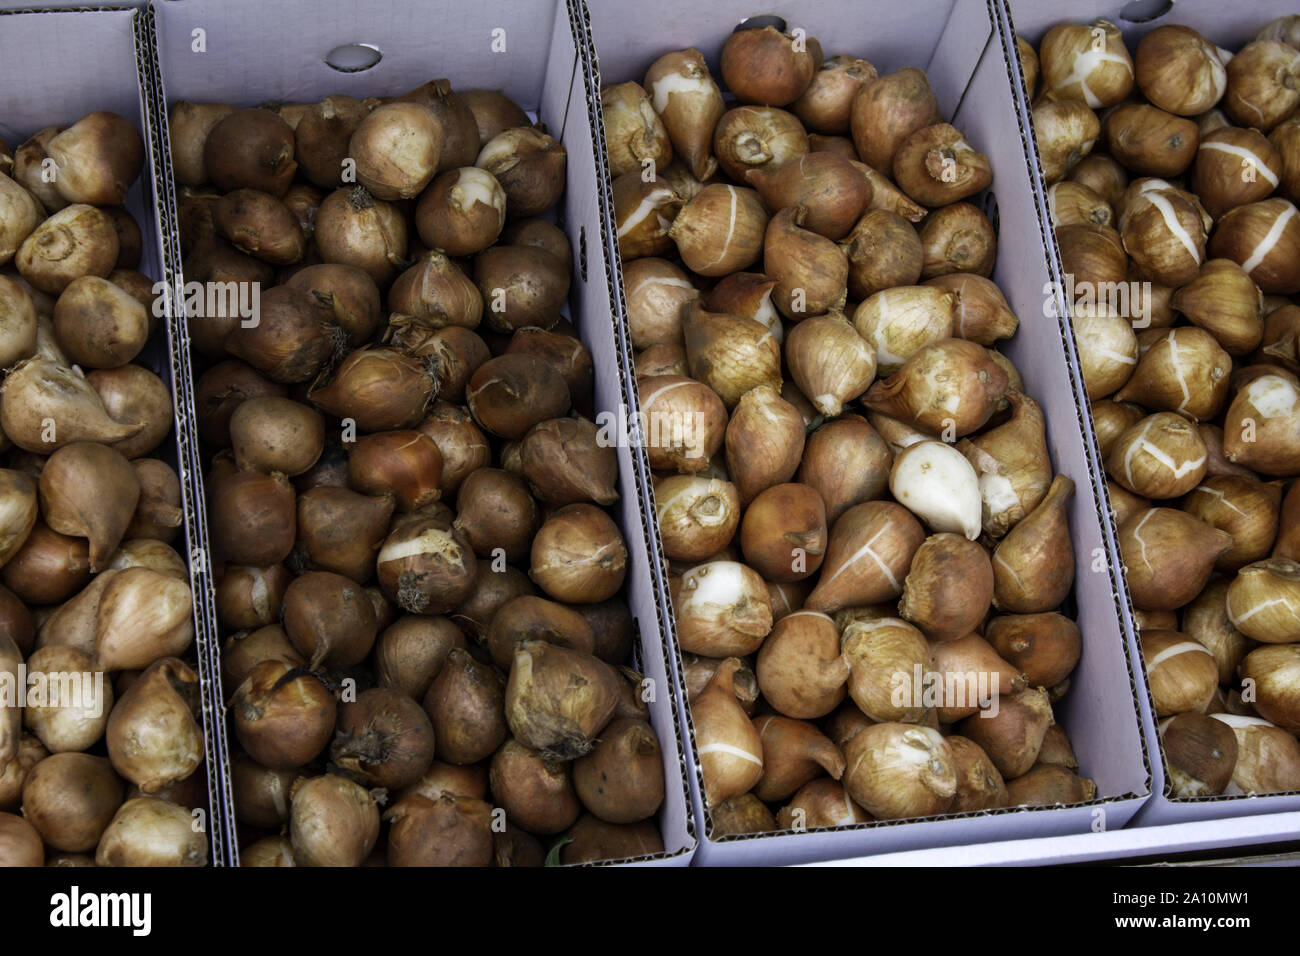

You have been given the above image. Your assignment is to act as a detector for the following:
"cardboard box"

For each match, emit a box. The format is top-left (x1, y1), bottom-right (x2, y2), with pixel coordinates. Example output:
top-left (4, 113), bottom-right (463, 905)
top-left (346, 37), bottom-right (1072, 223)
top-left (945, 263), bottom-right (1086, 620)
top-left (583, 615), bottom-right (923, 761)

top-left (1000, 0), bottom-right (1300, 828)
top-left (581, 0), bottom-right (1152, 864)
top-left (0, 6), bottom-right (224, 864)
top-left (149, 0), bottom-right (696, 866)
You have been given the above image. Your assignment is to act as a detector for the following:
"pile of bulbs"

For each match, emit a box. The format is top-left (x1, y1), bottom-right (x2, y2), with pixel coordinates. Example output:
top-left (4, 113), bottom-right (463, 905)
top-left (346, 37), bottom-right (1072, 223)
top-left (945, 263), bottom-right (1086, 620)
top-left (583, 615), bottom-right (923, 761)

top-left (0, 111), bottom-right (207, 867)
top-left (1022, 14), bottom-right (1300, 796)
top-left (605, 22), bottom-right (1094, 834)
top-left (174, 80), bottom-right (666, 866)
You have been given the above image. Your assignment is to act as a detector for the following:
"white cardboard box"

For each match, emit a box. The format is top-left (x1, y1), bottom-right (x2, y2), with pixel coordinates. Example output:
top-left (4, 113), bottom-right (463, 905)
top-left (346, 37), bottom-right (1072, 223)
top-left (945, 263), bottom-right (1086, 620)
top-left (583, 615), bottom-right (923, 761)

top-left (1001, 0), bottom-right (1300, 830)
top-left (149, 0), bottom-right (696, 866)
top-left (0, 5), bottom-right (224, 863)
top-left (581, 0), bottom-right (1152, 865)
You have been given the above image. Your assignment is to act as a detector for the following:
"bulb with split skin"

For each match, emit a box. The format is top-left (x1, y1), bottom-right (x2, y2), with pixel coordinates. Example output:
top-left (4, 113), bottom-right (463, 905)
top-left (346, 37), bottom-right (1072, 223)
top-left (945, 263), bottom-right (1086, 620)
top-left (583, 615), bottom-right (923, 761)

top-left (804, 501), bottom-right (925, 614)
top-left (643, 48), bottom-right (725, 181)
top-left (694, 658), bottom-right (764, 808)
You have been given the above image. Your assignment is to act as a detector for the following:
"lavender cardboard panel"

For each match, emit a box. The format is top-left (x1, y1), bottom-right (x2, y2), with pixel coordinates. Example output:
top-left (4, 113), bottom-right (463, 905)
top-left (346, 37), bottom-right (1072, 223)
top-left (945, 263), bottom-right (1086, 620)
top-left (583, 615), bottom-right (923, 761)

top-left (582, 0), bottom-right (1151, 865)
top-left (152, 0), bottom-right (694, 866)
top-left (1000, 0), bottom-right (1300, 827)
top-left (0, 6), bottom-right (223, 864)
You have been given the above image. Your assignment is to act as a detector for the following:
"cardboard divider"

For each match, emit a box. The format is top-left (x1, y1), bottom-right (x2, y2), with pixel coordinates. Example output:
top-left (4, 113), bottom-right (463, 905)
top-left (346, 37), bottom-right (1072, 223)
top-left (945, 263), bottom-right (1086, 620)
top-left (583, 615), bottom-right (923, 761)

top-left (150, 0), bottom-right (695, 866)
top-left (0, 6), bottom-right (224, 864)
top-left (1000, 0), bottom-right (1300, 828)
top-left (582, 0), bottom-right (1151, 865)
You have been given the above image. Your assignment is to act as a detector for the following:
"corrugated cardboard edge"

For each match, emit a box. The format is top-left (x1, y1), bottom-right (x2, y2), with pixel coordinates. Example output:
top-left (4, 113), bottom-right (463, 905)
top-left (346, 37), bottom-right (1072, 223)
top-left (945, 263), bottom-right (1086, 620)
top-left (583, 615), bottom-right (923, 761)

top-left (568, 0), bottom-right (698, 865)
top-left (0, 0), bottom-right (226, 868)
top-left (141, 0), bottom-right (238, 866)
top-left (996, 0), bottom-right (1300, 824)
top-left (988, 0), bottom-right (1154, 794)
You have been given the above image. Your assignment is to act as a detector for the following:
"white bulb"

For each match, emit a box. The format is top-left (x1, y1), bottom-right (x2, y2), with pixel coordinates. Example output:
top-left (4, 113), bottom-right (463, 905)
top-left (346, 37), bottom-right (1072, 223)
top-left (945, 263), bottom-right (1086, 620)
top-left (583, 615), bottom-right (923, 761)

top-left (888, 440), bottom-right (983, 540)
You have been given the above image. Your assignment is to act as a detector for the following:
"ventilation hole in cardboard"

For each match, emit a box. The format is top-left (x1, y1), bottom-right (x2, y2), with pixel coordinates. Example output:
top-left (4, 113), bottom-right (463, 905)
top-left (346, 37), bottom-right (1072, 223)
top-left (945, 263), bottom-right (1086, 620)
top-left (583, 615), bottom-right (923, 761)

top-left (324, 43), bottom-right (382, 73)
top-left (579, 225), bottom-right (588, 282)
top-left (734, 13), bottom-right (786, 33)
top-left (982, 190), bottom-right (1000, 237)
top-left (1118, 0), bottom-right (1174, 24)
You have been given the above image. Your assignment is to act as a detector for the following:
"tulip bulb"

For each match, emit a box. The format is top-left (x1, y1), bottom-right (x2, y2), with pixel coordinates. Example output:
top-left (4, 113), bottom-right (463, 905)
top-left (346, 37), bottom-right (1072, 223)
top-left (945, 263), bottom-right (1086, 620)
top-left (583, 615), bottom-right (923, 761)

top-left (1040, 19), bottom-right (1134, 108)
top-left (797, 416), bottom-right (892, 526)
top-left (1033, 99), bottom-right (1100, 184)
top-left (755, 610), bottom-right (849, 719)
top-left (1222, 371), bottom-right (1300, 475)
top-left (105, 658), bottom-right (203, 793)
top-left (711, 793), bottom-right (778, 835)
top-left (1119, 508), bottom-right (1232, 611)
top-left (1183, 476), bottom-right (1281, 572)
top-left (1106, 412), bottom-right (1209, 499)
top-left (793, 54), bottom-right (876, 133)
top-left (1240, 644), bottom-right (1300, 731)
top-left (1223, 41), bottom-right (1300, 134)
top-left (1141, 629), bottom-right (1218, 717)
top-left (643, 49), bottom-right (725, 181)
top-left (636, 374), bottom-right (727, 473)
top-left (672, 561), bottom-right (772, 657)
top-left (1157, 712), bottom-right (1237, 798)
top-left (863, 339), bottom-right (1010, 437)
top-left (763, 205), bottom-right (849, 320)
top-left (841, 617), bottom-right (931, 723)
top-left (712, 106), bottom-right (809, 183)
top-left (720, 25), bottom-right (816, 107)
top-left (959, 392), bottom-right (1051, 539)
top-left (612, 171), bottom-right (681, 260)
top-left (948, 736), bottom-right (1008, 811)
top-left (1072, 305), bottom-right (1137, 400)
top-left (784, 313), bottom-right (876, 417)
top-left (38, 442), bottom-right (139, 572)
top-left (694, 658), bottom-right (764, 807)
top-left (601, 81), bottom-right (673, 178)
top-left (852, 285), bottom-right (957, 375)
top-left (1226, 559), bottom-right (1300, 644)
top-left (1118, 179), bottom-right (1209, 287)
top-left (805, 501), bottom-right (925, 613)
top-left (94, 567), bottom-right (194, 670)
top-left (850, 67), bottom-right (940, 174)
top-left (623, 258), bottom-right (697, 350)
top-left (683, 302), bottom-right (781, 407)
top-left (1210, 714), bottom-right (1300, 795)
top-left (724, 385), bottom-right (805, 504)
top-left (986, 613), bottom-right (1082, 690)
top-left (957, 686), bottom-right (1053, 779)
top-left (1105, 104), bottom-right (1198, 179)
top-left (925, 628), bottom-right (1019, 719)
top-left (918, 202), bottom-right (995, 279)
top-left (655, 476), bottom-right (741, 563)
top-left (1113, 327), bottom-right (1231, 421)
top-left (842, 723), bottom-right (956, 820)
top-left (842, 209), bottom-right (924, 300)
top-left (751, 715), bottom-right (844, 803)
top-left (889, 440), bottom-right (983, 541)
top-left (899, 534), bottom-right (994, 642)
top-left (893, 124), bottom-right (991, 208)
top-left (669, 184), bottom-right (767, 276)
top-left (745, 153), bottom-right (870, 240)
top-left (991, 474), bottom-right (1075, 613)
top-left (1048, 181), bottom-right (1113, 229)
top-left (777, 778), bottom-right (871, 829)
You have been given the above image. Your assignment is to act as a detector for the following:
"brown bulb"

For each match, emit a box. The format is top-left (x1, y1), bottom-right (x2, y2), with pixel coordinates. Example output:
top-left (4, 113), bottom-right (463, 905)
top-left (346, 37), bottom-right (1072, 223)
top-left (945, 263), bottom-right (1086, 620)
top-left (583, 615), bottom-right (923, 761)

top-left (720, 26), bottom-right (816, 107)
top-left (693, 659), bottom-right (764, 808)
top-left (850, 68), bottom-right (940, 174)
top-left (1118, 508), bottom-right (1233, 611)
